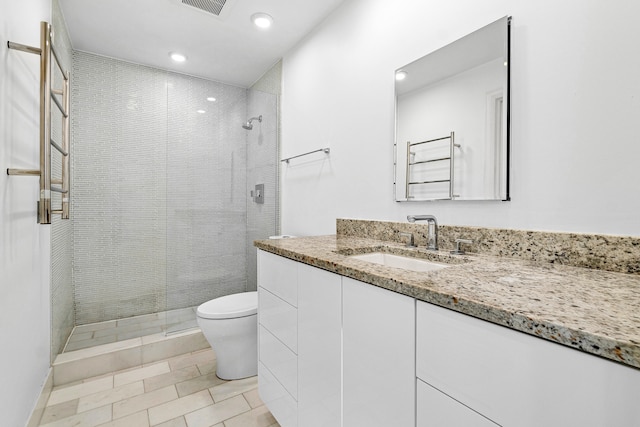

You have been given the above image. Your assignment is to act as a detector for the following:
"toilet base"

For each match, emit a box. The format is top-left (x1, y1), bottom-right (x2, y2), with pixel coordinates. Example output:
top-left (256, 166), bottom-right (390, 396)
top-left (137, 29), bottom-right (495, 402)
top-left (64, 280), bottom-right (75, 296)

top-left (197, 314), bottom-right (258, 380)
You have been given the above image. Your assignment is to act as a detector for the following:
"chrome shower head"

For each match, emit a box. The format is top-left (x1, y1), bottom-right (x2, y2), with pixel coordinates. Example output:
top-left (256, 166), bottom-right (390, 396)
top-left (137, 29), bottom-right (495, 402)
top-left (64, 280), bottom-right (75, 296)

top-left (242, 115), bottom-right (262, 130)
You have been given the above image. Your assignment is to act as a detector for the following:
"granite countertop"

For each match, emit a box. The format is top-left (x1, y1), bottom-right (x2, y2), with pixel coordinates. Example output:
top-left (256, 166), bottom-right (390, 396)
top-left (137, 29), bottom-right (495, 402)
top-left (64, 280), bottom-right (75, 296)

top-left (255, 235), bottom-right (640, 370)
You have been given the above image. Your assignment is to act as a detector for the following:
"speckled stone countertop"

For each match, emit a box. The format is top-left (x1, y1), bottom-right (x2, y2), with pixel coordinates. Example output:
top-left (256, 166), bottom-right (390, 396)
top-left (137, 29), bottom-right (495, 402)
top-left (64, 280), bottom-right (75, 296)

top-left (255, 234), bottom-right (640, 370)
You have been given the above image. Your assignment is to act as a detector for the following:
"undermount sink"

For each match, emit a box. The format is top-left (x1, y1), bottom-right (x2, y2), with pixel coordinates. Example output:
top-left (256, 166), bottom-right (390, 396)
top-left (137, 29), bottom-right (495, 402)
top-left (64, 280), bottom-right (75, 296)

top-left (348, 252), bottom-right (449, 272)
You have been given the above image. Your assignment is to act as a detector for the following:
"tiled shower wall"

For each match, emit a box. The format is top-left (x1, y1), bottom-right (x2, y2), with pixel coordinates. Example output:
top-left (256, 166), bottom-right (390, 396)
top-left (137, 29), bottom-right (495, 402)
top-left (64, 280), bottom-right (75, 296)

top-left (51, 0), bottom-right (74, 358)
top-left (72, 52), bottom-right (168, 324)
top-left (71, 52), bottom-right (269, 324)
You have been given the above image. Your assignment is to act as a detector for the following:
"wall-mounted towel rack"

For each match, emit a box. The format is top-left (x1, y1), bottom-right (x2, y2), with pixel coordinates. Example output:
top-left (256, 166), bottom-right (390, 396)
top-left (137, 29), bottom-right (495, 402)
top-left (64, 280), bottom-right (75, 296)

top-left (405, 132), bottom-right (459, 200)
top-left (6, 21), bottom-right (70, 224)
top-left (281, 148), bottom-right (330, 164)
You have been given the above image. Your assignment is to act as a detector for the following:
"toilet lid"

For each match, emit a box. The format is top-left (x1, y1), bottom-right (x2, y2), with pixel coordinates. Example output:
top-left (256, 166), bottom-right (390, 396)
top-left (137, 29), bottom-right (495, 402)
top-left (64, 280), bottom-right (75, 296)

top-left (197, 291), bottom-right (258, 320)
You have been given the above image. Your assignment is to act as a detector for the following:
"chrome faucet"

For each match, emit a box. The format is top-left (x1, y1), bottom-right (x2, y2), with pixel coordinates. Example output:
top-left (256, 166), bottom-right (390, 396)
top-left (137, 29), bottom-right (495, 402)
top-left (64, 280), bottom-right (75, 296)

top-left (407, 215), bottom-right (439, 251)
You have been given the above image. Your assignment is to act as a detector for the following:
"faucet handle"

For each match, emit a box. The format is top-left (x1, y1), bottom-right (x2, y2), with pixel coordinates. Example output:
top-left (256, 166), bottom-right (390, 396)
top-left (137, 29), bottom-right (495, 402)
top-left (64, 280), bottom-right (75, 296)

top-left (451, 238), bottom-right (473, 255)
top-left (399, 232), bottom-right (415, 247)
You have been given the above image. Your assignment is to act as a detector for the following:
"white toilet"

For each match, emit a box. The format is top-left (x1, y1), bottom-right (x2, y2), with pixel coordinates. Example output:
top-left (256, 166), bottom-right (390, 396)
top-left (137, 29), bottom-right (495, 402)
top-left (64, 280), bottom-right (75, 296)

top-left (196, 291), bottom-right (258, 380)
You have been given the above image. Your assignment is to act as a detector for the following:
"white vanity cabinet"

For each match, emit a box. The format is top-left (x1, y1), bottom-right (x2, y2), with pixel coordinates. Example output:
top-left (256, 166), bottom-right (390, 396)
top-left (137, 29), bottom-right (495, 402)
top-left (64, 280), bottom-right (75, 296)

top-left (257, 251), bottom-right (298, 427)
top-left (416, 301), bottom-right (640, 426)
top-left (259, 250), bottom-right (640, 427)
top-left (342, 277), bottom-right (416, 427)
top-left (297, 263), bottom-right (342, 427)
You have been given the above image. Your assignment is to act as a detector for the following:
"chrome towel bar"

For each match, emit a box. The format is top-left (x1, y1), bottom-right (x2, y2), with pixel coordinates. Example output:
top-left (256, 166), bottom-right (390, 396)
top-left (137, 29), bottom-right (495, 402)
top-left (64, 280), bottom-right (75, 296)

top-left (281, 147), bottom-right (330, 164)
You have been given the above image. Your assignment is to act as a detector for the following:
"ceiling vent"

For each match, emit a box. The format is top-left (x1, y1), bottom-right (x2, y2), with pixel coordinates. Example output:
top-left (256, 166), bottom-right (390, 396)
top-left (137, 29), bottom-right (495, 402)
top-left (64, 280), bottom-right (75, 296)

top-left (181, 0), bottom-right (229, 16)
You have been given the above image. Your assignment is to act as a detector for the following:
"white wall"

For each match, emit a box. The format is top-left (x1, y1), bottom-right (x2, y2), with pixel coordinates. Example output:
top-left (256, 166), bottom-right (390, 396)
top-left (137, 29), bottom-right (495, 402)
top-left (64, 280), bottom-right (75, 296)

top-left (0, 1), bottom-right (53, 426)
top-left (281, 0), bottom-right (640, 237)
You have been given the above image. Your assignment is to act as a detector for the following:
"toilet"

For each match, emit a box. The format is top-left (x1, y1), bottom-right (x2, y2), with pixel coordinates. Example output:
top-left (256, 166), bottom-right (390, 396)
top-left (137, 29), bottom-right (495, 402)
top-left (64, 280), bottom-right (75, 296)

top-left (196, 291), bottom-right (258, 380)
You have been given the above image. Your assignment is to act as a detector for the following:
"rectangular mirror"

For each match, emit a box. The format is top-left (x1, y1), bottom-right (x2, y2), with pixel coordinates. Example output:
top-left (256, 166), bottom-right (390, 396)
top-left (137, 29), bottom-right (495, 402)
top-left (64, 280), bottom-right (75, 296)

top-left (394, 16), bottom-right (511, 201)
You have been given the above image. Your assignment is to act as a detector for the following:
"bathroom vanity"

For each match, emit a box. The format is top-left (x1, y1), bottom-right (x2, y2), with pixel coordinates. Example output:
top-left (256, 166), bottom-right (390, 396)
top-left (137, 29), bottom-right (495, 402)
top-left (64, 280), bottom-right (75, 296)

top-left (255, 221), bottom-right (640, 427)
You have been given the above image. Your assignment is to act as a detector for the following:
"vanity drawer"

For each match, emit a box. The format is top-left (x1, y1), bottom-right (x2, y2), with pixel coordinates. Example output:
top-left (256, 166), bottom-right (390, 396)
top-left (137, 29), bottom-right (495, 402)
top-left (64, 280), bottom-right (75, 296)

top-left (259, 362), bottom-right (297, 427)
top-left (259, 325), bottom-right (298, 399)
top-left (417, 379), bottom-right (498, 427)
top-left (416, 300), bottom-right (640, 426)
top-left (258, 250), bottom-right (298, 307)
top-left (259, 286), bottom-right (297, 353)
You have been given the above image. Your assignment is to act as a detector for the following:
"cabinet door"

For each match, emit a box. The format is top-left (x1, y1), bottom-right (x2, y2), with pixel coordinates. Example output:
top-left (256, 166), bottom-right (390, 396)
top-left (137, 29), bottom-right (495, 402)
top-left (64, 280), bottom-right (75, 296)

top-left (343, 278), bottom-right (415, 427)
top-left (298, 263), bottom-right (342, 427)
top-left (417, 301), bottom-right (640, 426)
top-left (417, 379), bottom-right (499, 427)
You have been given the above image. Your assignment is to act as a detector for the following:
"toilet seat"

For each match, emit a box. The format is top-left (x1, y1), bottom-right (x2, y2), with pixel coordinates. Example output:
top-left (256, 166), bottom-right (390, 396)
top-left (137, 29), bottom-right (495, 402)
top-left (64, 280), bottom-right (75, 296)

top-left (197, 291), bottom-right (257, 320)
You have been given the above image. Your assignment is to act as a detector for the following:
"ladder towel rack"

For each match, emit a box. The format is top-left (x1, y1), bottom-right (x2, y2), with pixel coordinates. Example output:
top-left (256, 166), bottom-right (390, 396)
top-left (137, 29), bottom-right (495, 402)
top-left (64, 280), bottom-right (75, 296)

top-left (405, 132), bottom-right (460, 200)
top-left (6, 21), bottom-right (70, 224)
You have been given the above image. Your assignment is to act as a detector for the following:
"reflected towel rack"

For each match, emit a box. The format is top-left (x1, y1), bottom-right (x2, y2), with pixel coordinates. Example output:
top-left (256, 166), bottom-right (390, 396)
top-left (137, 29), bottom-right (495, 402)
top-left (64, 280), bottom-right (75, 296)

top-left (281, 148), bottom-right (330, 164)
top-left (405, 132), bottom-right (459, 200)
top-left (6, 21), bottom-right (70, 224)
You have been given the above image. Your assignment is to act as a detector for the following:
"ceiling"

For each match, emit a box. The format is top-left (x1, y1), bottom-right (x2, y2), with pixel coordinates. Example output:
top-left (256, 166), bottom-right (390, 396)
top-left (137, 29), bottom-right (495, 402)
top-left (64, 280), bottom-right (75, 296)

top-left (59, 0), bottom-right (346, 87)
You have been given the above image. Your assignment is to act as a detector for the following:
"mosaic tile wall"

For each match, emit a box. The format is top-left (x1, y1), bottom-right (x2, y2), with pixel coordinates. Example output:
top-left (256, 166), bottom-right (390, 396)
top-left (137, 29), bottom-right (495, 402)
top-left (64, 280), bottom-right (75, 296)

top-left (51, 0), bottom-right (74, 358)
top-left (72, 52), bottom-right (169, 324)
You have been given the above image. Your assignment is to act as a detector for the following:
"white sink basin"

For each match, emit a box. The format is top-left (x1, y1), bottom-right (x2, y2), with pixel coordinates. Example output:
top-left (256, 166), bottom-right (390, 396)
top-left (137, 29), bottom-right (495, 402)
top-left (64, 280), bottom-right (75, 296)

top-left (349, 252), bottom-right (448, 272)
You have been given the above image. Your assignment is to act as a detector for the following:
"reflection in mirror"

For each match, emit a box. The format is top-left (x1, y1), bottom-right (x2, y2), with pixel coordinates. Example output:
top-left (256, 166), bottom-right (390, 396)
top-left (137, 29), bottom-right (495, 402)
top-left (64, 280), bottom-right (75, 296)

top-left (394, 16), bottom-right (511, 201)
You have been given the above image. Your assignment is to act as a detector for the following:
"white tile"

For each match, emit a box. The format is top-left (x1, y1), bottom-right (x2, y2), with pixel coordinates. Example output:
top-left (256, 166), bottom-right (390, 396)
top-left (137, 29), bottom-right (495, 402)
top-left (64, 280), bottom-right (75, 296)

top-left (154, 416), bottom-right (188, 427)
top-left (223, 405), bottom-right (277, 427)
top-left (144, 366), bottom-right (201, 393)
top-left (114, 362), bottom-right (171, 387)
top-left (176, 372), bottom-right (226, 398)
top-left (73, 320), bottom-right (117, 334)
top-left (113, 385), bottom-right (178, 420)
top-left (68, 331), bottom-right (94, 342)
top-left (148, 389), bottom-right (213, 426)
top-left (53, 347), bottom-right (142, 385)
top-left (196, 362), bottom-right (215, 376)
top-left (142, 333), bottom-right (208, 365)
top-left (183, 395), bottom-right (250, 427)
top-left (118, 326), bottom-right (165, 341)
top-left (48, 376), bottom-right (113, 406)
top-left (117, 312), bottom-right (160, 327)
top-left (141, 329), bottom-right (202, 346)
top-left (97, 410), bottom-right (149, 427)
top-left (209, 376), bottom-right (257, 403)
top-left (39, 399), bottom-right (79, 425)
top-left (64, 335), bottom-right (118, 352)
top-left (242, 388), bottom-right (263, 409)
top-left (54, 337), bottom-right (142, 363)
top-left (39, 404), bottom-right (111, 427)
top-left (77, 381), bottom-right (145, 413)
top-left (167, 349), bottom-right (215, 372)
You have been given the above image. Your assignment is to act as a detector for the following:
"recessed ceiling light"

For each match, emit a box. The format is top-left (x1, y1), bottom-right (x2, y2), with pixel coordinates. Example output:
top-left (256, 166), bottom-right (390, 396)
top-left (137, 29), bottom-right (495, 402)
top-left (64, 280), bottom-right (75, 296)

top-left (207, 97), bottom-right (217, 102)
top-left (170, 52), bottom-right (187, 63)
top-left (395, 70), bottom-right (408, 81)
top-left (252, 13), bottom-right (273, 29)
top-left (197, 109), bottom-right (206, 114)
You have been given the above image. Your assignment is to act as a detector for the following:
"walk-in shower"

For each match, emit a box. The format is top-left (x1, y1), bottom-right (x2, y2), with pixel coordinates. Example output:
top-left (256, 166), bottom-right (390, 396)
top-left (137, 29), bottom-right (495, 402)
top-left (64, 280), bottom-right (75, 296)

top-left (63, 51), bottom-right (279, 354)
top-left (242, 115), bottom-right (262, 130)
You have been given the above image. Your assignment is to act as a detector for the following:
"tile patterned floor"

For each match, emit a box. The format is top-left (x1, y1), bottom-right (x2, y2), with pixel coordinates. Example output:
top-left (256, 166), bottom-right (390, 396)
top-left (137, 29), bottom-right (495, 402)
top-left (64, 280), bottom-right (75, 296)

top-left (39, 348), bottom-right (280, 427)
top-left (65, 308), bottom-right (199, 352)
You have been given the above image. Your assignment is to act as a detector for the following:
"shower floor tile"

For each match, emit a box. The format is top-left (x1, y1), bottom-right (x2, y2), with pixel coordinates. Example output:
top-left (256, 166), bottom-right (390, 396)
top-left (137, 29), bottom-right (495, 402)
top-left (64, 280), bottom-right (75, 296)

top-left (64, 308), bottom-right (198, 353)
top-left (39, 348), bottom-right (280, 427)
